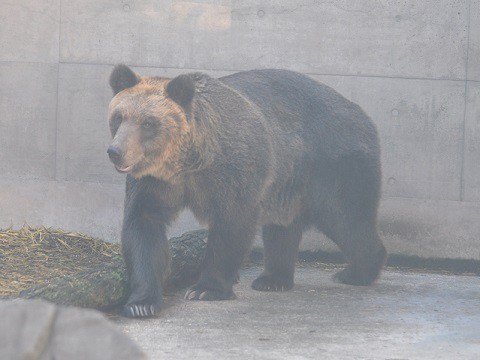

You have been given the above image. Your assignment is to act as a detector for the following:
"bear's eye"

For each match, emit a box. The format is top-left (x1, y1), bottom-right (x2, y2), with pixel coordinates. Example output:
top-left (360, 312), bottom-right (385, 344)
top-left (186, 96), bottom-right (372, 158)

top-left (141, 117), bottom-right (158, 131)
top-left (142, 121), bottom-right (154, 130)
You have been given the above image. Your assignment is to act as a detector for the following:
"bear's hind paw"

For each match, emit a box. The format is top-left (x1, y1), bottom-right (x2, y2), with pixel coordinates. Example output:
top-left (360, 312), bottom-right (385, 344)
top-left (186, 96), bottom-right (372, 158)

top-left (333, 266), bottom-right (379, 286)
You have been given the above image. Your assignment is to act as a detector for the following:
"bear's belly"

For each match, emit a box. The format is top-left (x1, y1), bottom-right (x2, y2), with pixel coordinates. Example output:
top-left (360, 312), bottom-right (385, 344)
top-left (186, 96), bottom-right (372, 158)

top-left (259, 187), bottom-right (303, 227)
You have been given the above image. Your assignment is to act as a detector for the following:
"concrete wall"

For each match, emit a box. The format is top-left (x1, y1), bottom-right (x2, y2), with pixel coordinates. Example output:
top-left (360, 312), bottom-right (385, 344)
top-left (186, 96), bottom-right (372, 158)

top-left (1, 0), bottom-right (479, 260)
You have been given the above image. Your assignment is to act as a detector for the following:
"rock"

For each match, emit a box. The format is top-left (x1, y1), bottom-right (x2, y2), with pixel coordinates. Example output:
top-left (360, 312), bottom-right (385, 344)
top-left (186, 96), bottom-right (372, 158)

top-left (0, 299), bottom-right (148, 360)
top-left (0, 299), bottom-right (56, 360)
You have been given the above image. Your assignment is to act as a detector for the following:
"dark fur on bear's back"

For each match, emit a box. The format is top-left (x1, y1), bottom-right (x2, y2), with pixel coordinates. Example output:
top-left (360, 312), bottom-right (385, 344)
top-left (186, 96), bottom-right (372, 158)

top-left (220, 69), bottom-right (381, 222)
top-left (107, 66), bottom-right (387, 318)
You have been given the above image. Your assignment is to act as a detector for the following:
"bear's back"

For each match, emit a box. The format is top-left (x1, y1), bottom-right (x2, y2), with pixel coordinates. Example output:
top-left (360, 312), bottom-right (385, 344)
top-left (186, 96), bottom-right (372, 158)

top-left (220, 69), bottom-right (379, 161)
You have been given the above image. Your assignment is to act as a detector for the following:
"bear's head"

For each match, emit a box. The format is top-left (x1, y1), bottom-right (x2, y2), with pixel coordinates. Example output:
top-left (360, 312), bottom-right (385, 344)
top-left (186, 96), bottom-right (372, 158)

top-left (107, 65), bottom-right (198, 180)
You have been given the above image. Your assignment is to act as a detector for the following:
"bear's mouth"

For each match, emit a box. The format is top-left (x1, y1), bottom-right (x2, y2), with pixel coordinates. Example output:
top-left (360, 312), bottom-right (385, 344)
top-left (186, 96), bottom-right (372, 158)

top-left (115, 164), bottom-right (134, 173)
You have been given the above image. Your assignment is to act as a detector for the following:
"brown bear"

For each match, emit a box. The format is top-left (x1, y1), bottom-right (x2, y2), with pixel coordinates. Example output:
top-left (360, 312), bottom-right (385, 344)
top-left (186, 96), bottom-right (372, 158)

top-left (107, 65), bottom-right (387, 318)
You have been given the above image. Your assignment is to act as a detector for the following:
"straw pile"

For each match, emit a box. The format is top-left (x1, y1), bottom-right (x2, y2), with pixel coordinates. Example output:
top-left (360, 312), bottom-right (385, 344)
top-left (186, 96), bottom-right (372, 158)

top-left (0, 226), bottom-right (207, 309)
top-left (0, 226), bottom-right (121, 299)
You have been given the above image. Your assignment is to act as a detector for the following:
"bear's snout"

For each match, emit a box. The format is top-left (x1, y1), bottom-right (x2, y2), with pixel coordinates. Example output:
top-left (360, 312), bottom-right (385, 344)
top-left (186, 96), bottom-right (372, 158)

top-left (107, 145), bottom-right (123, 165)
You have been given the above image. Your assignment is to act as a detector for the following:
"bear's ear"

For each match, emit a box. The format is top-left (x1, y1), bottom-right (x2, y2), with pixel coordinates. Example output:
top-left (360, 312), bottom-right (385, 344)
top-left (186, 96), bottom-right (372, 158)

top-left (109, 64), bottom-right (140, 95)
top-left (166, 75), bottom-right (195, 108)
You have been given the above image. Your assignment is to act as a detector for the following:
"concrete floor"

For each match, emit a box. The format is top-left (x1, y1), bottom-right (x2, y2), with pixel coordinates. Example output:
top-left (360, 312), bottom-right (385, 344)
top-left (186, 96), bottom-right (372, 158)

top-left (115, 265), bottom-right (480, 360)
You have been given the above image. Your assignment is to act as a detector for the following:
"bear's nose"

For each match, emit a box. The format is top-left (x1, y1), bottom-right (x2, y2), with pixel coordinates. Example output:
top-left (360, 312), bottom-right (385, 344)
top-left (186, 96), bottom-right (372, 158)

top-left (107, 146), bottom-right (123, 164)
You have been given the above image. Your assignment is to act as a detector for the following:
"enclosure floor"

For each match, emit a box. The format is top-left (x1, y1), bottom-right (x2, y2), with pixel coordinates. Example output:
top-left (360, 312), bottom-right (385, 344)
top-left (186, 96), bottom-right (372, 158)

top-left (115, 265), bottom-right (480, 360)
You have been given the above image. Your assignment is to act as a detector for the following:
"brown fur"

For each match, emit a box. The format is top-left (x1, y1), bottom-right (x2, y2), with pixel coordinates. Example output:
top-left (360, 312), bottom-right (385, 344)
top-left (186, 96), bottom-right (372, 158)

top-left (108, 78), bottom-right (196, 181)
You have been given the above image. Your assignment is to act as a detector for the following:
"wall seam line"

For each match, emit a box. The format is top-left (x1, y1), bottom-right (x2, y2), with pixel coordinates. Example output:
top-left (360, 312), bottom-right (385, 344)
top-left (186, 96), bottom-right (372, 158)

top-left (1, 59), bottom-right (469, 83)
top-left (460, 0), bottom-right (472, 202)
top-left (1, 59), bottom-right (477, 83)
top-left (52, 0), bottom-right (62, 181)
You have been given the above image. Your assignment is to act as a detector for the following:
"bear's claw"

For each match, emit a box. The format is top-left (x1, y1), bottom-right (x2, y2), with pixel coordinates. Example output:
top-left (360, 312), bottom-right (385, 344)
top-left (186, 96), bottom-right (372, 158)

top-left (123, 303), bottom-right (160, 318)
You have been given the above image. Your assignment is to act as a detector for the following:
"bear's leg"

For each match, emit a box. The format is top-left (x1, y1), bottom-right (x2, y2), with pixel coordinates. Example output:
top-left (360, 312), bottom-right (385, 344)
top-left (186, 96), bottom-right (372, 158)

top-left (122, 222), bottom-right (169, 317)
top-left (328, 220), bottom-right (386, 285)
top-left (314, 155), bottom-right (387, 285)
top-left (185, 218), bottom-right (257, 301)
top-left (121, 177), bottom-right (179, 317)
top-left (252, 223), bottom-right (302, 291)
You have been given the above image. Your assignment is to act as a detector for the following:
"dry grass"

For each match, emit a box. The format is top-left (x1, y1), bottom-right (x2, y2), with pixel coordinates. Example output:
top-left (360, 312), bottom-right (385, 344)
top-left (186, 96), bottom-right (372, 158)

top-left (0, 226), bottom-right (120, 298)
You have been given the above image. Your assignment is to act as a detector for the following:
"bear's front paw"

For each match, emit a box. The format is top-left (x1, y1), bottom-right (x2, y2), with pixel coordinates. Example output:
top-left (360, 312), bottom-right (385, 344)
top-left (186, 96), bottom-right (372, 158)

top-left (251, 273), bottom-right (293, 292)
top-left (184, 283), bottom-right (235, 301)
top-left (123, 302), bottom-right (162, 318)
